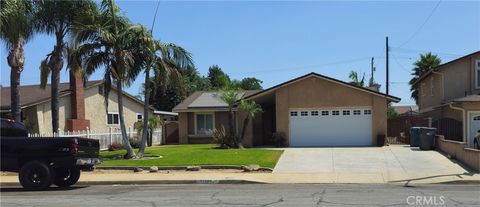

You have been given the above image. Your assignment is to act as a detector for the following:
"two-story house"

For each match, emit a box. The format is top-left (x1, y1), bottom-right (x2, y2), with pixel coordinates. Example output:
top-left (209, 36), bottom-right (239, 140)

top-left (413, 51), bottom-right (480, 148)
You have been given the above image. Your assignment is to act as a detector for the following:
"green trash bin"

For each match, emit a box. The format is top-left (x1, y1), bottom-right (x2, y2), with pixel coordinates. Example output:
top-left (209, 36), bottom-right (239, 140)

top-left (419, 127), bottom-right (437, 150)
top-left (410, 127), bottom-right (421, 147)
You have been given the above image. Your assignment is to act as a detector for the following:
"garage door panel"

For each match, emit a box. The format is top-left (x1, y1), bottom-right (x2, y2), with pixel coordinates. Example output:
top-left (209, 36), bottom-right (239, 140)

top-left (290, 108), bottom-right (372, 147)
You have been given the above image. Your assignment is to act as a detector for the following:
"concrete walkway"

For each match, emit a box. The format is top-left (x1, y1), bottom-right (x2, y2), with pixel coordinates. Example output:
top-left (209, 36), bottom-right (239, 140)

top-left (274, 145), bottom-right (468, 175)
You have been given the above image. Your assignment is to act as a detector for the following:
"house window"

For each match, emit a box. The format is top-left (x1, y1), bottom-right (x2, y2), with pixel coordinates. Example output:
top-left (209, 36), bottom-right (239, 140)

top-left (136, 113), bottom-right (143, 122)
top-left (474, 116), bottom-right (480, 121)
top-left (290, 111), bottom-right (298, 116)
top-left (430, 77), bottom-right (434, 96)
top-left (107, 113), bottom-right (119, 125)
top-left (301, 111), bottom-right (308, 116)
top-left (476, 60), bottom-right (480, 89)
top-left (321, 111), bottom-right (329, 116)
top-left (311, 111), bottom-right (319, 116)
top-left (196, 113), bottom-right (214, 135)
top-left (353, 110), bottom-right (361, 115)
top-left (342, 110), bottom-right (350, 115)
top-left (364, 110), bottom-right (372, 115)
top-left (421, 83), bottom-right (426, 96)
top-left (332, 110), bottom-right (340, 116)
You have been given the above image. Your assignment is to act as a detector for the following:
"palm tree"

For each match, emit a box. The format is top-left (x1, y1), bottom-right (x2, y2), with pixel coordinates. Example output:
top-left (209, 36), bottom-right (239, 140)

top-left (0, 0), bottom-right (34, 122)
top-left (135, 32), bottom-right (194, 157)
top-left (238, 100), bottom-right (262, 149)
top-left (34, 0), bottom-right (96, 133)
top-left (72, 0), bottom-right (146, 158)
top-left (348, 71), bottom-right (366, 87)
top-left (219, 86), bottom-right (242, 148)
top-left (409, 52), bottom-right (441, 103)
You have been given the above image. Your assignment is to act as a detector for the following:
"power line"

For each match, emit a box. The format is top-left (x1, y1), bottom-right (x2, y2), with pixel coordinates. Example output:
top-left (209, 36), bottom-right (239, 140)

top-left (390, 46), bottom-right (461, 57)
top-left (392, 53), bottom-right (411, 74)
top-left (229, 57), bottom-right (372, 75)
top-left (398, 0), bottom-right (442, 48)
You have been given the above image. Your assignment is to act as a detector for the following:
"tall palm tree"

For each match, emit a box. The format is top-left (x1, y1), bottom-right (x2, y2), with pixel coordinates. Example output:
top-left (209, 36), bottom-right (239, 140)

top-left (34, 0), bottom-right (96, 133)
top-left (409, 52), bottom-right (441, 103)
top-left (219, 86), bottom-right (242, 148)
top-left (238, 100), bottom-right (262, 149)
top-left (348, 71), bottom-right (366, 87)
top-left (135, 33), bottom-right (194, 157)
top-left (0, 0), bottom-right (34, 122)
top-left (72, 0), bottom-right (147, 158)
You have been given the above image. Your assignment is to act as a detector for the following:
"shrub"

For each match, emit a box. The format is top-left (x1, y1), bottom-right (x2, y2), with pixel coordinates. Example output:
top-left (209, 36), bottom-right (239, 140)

top-left (212, 126), bottom-right (229, 148)
top-left (129, 138), bottom-right (141, 148)
top-left (272, 132), bottom-right (286, 147)
top-left (108, 142), bottom-right (123, 151)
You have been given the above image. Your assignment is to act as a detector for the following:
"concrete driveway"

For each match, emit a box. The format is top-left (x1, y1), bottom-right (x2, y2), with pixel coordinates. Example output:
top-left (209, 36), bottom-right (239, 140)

top-left (273, 145), bottom-right (469, 174)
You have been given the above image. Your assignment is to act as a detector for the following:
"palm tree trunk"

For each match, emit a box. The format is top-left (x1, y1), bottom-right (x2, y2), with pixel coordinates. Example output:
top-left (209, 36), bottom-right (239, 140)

top-left (228, 109), bottom-right (236, 147)
top-left (8, 40), bottom-right (23, 123)
top-left (138, 68), bottom-right (150, 157)
top-left (117, 80), bottom-right (136, 158)
top-left (238, 117), bottom-right (249, 149)
top-left (49, 35), bottom-right (64, 134)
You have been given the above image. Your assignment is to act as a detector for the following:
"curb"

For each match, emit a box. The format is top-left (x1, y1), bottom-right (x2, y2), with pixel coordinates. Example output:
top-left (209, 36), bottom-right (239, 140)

top-left (96, 165), bottom-right (273, 172)
top-left (0, 179), bottom-right (266, 187)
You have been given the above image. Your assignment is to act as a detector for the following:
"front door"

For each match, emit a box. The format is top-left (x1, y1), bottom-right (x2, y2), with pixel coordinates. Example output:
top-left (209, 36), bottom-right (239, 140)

top-left (468, 112), bottom-right (480, 148)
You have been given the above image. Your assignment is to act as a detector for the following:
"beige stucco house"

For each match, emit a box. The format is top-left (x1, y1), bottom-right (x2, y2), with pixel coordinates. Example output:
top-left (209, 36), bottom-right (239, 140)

top-left (413, 51), bottom-right (480, 148)
top-left (1, 75), bottom-right (152, 134)
top-left (173, 72), bottom-right (400, 147)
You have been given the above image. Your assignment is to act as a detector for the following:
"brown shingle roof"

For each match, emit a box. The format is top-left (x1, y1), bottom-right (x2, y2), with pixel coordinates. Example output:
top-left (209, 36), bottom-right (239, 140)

top-left (0, 80), bottom-right (102, 109)
top-left (172, 90), bottom-right (262, 112)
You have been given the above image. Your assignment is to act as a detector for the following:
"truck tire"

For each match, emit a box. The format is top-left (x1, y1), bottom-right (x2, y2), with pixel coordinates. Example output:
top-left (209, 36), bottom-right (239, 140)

top-left (53, 168), bottom-right (81, 187)
top-left (19, 161), bottom-right (54, 190)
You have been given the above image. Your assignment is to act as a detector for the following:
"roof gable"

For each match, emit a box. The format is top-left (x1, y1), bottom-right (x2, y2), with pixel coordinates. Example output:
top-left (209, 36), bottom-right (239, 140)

top-left (244, 72), bottom-right (401, 102)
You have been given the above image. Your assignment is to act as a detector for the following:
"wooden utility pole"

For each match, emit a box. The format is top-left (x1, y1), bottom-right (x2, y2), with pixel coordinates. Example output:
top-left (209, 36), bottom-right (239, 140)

top-left (386, 36), bottom-right (389, 95)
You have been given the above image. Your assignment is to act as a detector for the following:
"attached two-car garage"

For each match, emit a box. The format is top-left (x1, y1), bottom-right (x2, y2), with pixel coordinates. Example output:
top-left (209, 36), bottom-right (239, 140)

top-left (289, 108), bottom-right (373, 147)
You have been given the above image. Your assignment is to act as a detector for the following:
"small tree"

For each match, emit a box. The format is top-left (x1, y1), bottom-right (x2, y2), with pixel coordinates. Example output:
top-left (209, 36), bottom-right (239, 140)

top-left (238, 100), bottom-right (262, 149)
top-left (218, 86), bottom-right (242, 147)
top-left (135, 116), bottom-right (163, 148)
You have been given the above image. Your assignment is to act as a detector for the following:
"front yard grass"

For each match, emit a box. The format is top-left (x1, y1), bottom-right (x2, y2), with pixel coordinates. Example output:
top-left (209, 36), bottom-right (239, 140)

top-left (100, 144), bottom-right (283, 168)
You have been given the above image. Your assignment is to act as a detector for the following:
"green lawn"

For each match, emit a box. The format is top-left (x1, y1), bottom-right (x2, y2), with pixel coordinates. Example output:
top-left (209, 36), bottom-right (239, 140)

top-left (100, 144), bottom-right (283, 168)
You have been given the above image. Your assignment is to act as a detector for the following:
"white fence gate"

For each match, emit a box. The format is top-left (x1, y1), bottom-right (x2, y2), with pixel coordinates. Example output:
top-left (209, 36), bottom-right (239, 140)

top-left (28, 127), bottom-right (162, 151)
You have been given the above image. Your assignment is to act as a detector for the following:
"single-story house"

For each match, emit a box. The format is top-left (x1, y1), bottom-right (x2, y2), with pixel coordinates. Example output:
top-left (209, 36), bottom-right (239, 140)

top-left (173, 72), bottom-right (401, 147)
top-left (392, 105), bottom-right (419, 116)
top-left (0, 74), bottom-right (153, 134)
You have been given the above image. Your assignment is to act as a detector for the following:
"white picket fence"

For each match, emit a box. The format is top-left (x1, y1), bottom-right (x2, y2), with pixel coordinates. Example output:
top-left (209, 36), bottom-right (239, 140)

top-left (28, 127), bottom-right (162, 151)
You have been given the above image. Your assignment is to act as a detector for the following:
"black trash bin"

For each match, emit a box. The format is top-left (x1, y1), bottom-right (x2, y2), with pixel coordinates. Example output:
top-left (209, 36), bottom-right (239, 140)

top-left (419, 127), bottom-right (436, 150)
top-left (409, 127), bottom-right (422, 147)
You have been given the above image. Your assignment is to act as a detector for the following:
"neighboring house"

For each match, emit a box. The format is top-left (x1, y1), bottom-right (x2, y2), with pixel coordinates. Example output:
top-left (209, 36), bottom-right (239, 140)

top-left (173, 72), bottom-right (400, 147)
top-left (413, 50), bottom-right (480, 148)
top-left (0, 75), bottom-right (153, 134)
top-left (392, 105), bottom-right (419, 116)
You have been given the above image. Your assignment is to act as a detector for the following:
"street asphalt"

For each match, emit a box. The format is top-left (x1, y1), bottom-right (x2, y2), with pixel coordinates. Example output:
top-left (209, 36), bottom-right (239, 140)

top-left (1, 184), bottom-right (479, 207)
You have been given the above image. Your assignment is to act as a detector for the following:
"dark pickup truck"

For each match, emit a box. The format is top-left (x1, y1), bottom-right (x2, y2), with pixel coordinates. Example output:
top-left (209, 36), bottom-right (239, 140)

top-left (0, 119), bottom-right (100, 190)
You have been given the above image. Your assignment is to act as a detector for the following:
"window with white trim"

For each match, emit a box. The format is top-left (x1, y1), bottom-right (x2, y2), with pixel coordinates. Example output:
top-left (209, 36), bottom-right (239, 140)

top-left (301, 111), bottom-right (308, 116)
top-left (342, 110), bottom-right (350, 115)
top-left (196, 113), bottom-right (214, 135)
top-left (321, 111), bottom-right (329, 116)
top-left (364, 110), bottom-right (372, 115)
top-left (290, 111), bottom-right (298, 116)
top-left (136, 113), bottom-right (143, 122)
top-left (311, 111), bottom-right (319, 116)
top-left (430, 77), bottom-right (434, 96)
top-left (476, 60), bottom-right (480, 89)
top-left (332, 110), bottom-right (340, 116)
top-left (353, 110), bottom-right (361, 115)
top-left (107, 113), bottom-right (119, 125)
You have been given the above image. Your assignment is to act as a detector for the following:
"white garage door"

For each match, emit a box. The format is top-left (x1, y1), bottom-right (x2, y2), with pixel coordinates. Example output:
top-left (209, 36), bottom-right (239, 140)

top-left (289, 108), bottom-right (372, 147)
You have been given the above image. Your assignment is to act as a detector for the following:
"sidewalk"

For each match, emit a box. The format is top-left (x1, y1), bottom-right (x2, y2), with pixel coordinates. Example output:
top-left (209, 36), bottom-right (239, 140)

top-left (1, 170), bottom-right (479, 186)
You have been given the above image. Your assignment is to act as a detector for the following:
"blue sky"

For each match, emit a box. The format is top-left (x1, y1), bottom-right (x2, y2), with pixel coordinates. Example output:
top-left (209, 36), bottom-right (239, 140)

top-left (1, 0), bottom-right (479, 105)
